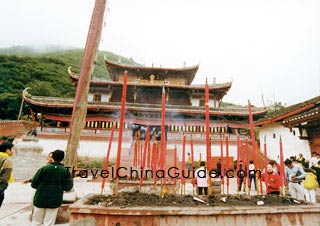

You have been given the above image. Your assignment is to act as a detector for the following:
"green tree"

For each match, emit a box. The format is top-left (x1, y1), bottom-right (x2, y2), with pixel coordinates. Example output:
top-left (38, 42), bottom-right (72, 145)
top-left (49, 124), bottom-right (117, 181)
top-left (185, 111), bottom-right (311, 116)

top-left (267, 101), bottom-right (286, 114)
top-left (0, 47), bottom-right (140, 120)
top-left (0, 93), bottom-right (21, 119)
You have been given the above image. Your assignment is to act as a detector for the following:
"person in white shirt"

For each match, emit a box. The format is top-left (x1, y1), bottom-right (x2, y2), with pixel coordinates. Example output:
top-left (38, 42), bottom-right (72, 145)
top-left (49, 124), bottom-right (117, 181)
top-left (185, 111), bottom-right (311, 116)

top-left (195, 161), bottom-right (208, 195)
top-left (249, 160), bottom-right (257, 190)
top-left (284, 158), bottom-right (306, 201)
top-left (310, 152), bottom-right (319, 167)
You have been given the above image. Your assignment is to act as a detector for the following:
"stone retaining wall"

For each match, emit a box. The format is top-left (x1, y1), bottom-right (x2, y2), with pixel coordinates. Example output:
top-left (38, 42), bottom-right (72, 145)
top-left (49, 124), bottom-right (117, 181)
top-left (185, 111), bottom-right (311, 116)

top-left (69, 194), bottom-right (320, 226)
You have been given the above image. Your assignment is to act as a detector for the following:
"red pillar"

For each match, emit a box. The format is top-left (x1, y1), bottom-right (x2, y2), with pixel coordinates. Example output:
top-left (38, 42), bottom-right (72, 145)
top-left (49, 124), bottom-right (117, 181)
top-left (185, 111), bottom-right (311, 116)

top-left (115, 71), bottom-right (128, 177)
top-left (205, 78), bottom-right (211, 170)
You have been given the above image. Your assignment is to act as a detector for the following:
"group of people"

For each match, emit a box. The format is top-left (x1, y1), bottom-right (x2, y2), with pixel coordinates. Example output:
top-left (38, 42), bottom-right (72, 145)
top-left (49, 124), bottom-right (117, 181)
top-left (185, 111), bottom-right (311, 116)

top-left (0, 139), bottom-right (73, 226)
top-left (194, 159), bottom-right (275, 195)
top-left (194, 153), bottom-right (320, 203)
top-left (237, 160), bottom-right (260, 192)
top-left (284, 154), bottom-right (320, 203)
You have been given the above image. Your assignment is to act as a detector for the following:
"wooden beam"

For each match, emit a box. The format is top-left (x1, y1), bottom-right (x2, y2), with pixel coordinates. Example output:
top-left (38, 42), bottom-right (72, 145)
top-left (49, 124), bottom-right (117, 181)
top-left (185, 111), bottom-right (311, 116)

top-left (65, 0), bottom-right (106, 167)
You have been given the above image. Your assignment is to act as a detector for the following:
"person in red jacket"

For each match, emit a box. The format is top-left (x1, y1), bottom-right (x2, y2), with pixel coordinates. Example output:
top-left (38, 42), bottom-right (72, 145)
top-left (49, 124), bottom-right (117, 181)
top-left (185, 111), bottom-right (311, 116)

top-left (262, 164), bottom-right (281, 195)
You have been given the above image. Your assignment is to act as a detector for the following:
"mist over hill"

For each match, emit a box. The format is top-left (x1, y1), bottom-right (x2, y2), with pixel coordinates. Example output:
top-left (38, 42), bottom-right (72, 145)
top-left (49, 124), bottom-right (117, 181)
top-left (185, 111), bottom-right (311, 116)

top-left (0, 46), bottom-right (138, 119)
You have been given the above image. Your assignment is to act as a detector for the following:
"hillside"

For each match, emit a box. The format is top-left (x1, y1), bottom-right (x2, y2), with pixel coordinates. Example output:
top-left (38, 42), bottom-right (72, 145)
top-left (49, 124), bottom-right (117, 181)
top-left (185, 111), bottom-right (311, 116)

top-left (0, 47), bottom-right (138, 120)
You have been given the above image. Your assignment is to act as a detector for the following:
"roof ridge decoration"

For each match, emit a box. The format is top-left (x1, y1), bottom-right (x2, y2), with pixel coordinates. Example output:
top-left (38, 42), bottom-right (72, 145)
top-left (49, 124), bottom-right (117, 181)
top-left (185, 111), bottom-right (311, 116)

top-left (103, 54), bottom-right (200, 71)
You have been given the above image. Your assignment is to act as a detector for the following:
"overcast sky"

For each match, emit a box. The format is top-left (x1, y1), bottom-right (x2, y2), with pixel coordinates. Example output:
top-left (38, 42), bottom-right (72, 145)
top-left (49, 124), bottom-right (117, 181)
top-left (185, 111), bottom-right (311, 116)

top-left (1, 0), bottom-right (319, 107)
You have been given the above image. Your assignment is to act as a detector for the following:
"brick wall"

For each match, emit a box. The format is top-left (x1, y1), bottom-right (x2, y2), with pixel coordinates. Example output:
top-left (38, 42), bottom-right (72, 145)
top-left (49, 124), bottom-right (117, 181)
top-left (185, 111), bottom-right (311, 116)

top-left (0, 120), bottom-right (38, 138)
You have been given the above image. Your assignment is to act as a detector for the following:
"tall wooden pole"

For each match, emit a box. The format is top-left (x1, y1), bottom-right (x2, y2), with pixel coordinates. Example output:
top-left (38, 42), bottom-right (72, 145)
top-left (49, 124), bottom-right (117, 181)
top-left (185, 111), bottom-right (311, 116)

top-left (160, 86), bottom-right (167, 188)
top-left (220, 137), bottom-right (224, 194)
top-left (173, 145), bottom-right (177, 193)
top-left (225, 135), bottom-right (229, 194)
top-left (190, 137), bottom-right (195, 194)
top-left (101, 124), bottom-right (115, 194)
top-left (160, 87), bottom-right (166, 170)
top-left (236, 135), bottom-right (240, 193)
top-left (115, 71), bottom-right (128, 175)
top-left (152, 143), bottom-right (158, 187)
top-left (279, 136), bottom-right (286, 196)
top-left (245, 137), bottom-right (250, 194)
top-left (248, 100), bottom-right (257, 165)
top-left (181, 134), bottom-right (186, 189)
top-left (65, 0), bottom-right (106, 167)
top-left (247, 100), bottom-right (256, 192)
top-left (205, 78), bottom-right (211, 170)
top-left (263, 135), bottom-right (268, 194)
top-left (139, 125), bottom-right (150, 188)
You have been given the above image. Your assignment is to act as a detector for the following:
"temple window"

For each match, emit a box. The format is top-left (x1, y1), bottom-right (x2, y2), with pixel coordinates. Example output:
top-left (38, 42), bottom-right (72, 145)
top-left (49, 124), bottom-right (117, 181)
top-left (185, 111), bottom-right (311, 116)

top-left (93, 93), bottom-right (101, 102)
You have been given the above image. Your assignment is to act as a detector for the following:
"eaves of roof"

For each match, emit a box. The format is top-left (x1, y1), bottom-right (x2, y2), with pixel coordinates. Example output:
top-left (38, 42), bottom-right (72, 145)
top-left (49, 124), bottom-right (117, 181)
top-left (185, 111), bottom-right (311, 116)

top-left (255, 95), bottom-right (320, 126)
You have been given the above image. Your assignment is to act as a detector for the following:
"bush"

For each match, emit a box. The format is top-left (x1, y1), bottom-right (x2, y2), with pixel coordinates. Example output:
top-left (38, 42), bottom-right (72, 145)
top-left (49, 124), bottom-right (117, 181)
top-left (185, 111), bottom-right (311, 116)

top-left (77, 156), bottom-right (114, 169)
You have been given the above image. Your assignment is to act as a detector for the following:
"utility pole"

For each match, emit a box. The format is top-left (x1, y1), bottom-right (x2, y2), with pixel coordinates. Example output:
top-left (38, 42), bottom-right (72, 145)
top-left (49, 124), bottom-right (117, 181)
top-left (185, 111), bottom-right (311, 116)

top-left (65, 0), bottom-right (106, 167)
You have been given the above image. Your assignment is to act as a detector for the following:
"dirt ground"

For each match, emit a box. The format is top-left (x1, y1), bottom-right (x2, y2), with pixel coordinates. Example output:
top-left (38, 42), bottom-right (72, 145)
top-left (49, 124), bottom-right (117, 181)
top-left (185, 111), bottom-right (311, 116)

top-left (85, 191), bottom-right (306, 207)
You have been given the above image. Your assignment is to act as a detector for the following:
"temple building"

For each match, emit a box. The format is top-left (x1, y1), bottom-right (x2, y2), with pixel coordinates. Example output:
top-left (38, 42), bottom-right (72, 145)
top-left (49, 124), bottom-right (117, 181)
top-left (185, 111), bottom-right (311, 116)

top-left (22, 57), bottom-right (268, 161)
top-left (256, 96), bottom-right (320, 161)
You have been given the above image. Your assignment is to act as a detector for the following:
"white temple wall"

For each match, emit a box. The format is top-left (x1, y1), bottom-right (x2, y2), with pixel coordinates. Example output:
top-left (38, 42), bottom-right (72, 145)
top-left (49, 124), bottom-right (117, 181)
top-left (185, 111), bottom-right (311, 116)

top-left (101, 93), bottom-right (110, 102)
top-left (36, 138), bottom-right (130, 161)
top-left (191, 98), bottom-right (200, 107)
top-left (88, 93), bottom-right (94, 102)
top-left (18, 137), bottom-right (238, 164)
top-left (190, 98), bottom-right (216, 108)
top-left (258, 122), bottom-right (311, 162)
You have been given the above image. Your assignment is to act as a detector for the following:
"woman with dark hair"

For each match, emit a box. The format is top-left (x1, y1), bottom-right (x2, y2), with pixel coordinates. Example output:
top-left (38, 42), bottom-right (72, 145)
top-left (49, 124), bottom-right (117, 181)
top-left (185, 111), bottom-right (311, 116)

top-left (262, 164), bottom-right (281, 195)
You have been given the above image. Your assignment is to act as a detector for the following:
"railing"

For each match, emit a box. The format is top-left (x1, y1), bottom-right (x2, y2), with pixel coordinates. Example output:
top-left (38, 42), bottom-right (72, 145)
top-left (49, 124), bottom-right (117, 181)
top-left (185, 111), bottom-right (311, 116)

top-left (29, 96), bottom-right (266, 113)
top-left (36, 127), bottom-right (250, 141)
